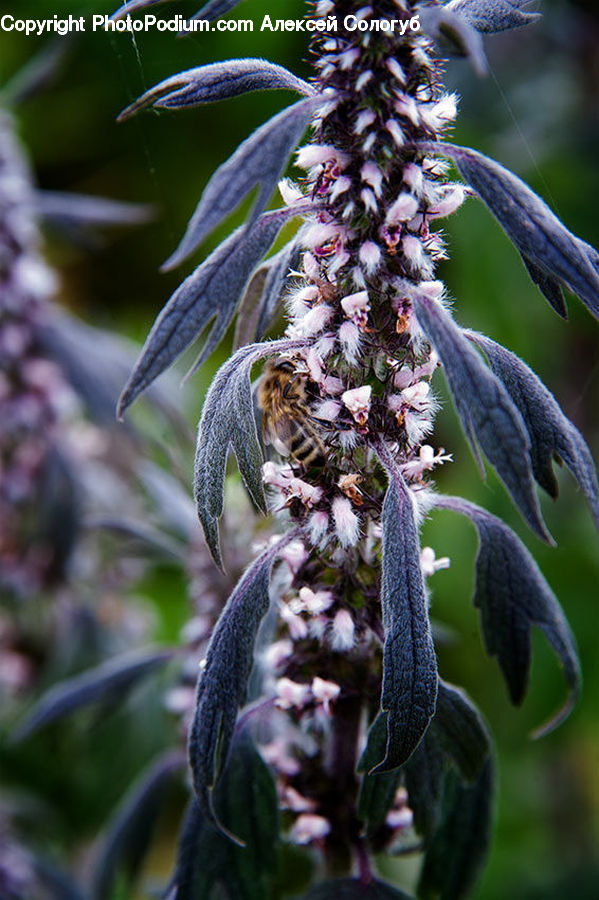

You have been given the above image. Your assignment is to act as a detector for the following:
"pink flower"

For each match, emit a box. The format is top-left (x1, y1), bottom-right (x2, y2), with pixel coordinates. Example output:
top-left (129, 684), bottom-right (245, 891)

top-left (290, 813), bottom-right (331, 845)
top-left (331, 496), bottom-right (360, 548)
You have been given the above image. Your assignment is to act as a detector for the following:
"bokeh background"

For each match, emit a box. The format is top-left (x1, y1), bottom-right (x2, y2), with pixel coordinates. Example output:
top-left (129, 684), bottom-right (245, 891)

top-left (1, 0), bottom-right (598, 897)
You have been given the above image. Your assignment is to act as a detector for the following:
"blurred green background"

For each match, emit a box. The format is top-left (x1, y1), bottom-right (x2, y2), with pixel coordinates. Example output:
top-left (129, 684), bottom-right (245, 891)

top-left (1, 0), bottom-right (598, 897)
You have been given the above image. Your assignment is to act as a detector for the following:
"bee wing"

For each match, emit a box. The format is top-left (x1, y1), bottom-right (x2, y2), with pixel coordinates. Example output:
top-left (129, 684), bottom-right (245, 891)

top-left (263, 399), bottom-right (294, 458)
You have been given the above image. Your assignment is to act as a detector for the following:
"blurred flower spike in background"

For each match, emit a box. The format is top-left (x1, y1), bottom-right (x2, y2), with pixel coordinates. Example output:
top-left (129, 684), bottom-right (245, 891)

top-left (1, 0), bottom-right (598, 899)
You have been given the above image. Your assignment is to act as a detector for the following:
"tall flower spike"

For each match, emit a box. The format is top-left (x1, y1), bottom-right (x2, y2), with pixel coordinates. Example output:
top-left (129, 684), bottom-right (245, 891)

top-left (117, 1), bottom-right (598, 897)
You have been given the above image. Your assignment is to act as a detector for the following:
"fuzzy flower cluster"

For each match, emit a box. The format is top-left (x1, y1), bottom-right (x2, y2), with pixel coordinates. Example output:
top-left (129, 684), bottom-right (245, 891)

top-left (255, 0), bottom-right (459, 848)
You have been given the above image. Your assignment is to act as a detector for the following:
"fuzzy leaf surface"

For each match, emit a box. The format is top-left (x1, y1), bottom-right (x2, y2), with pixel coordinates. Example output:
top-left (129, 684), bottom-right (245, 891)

top-left (444, 0), bottom-right (540, 32)
top-left (256, 240), bottom-right (302, 339)
top-left (413, 295), bottom-right (550, 542)
top-left (376, 470), bottom-right (438, 772)
top-left (111, 0), bottom-right (170, 20)
top-left (169, 732), bottom-right (278, 900)
top-left (92, 751), bottom-right (185, 900)
top-left (119, 59), bottom-right (312, 121)
top-left (435, 497), bottom-right (580, 735)
top-left (12, 648), bottom-right (173, 742)
top-left (419, 7), bottom-right (487, 75)
top-left (467, 332), bottom-right (599, 527)
top-left (417, 760), bottom-right (494, 900)
top-left (302, 880), bottom-right (414, 899)
top-left (194, 340), bottom-right (299, 565)
top-left (118, 210), bottom-right (290, 416)
top-left (433, 681), bottom-right (491, 782)
top-left (162, 98), bottom-right (315, 270)
top-left (357, 714), bottom-right (402, 836)
top-left (188, 539), bottom-right (287, 829)
top-left (403, 732), bottom-right (447, 841)
top-left (424, 142), bottom-right (599, 318)
top-left (189, 0), bottom-right (246, 22)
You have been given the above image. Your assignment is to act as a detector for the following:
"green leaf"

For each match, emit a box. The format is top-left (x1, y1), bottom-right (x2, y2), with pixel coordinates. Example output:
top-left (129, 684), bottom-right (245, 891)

top-left (418, 760), bottom-right (494, 900)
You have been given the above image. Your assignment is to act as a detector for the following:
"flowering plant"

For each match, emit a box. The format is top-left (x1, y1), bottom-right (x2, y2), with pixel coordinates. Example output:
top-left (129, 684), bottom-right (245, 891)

top-left (25, 0), bottom-right (593, 896)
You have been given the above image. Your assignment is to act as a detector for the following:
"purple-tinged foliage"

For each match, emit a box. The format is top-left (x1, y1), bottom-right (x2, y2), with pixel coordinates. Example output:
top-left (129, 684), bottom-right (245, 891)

top-left (445, 0), bottom-right (541, 33)
top-left (118, 59), bottom-right (312, 121)
top-left (194, 339), bottom-right (304, 565)
top-left (110, 0), bottom-right (171, 21)
top-left (301, 880), bottom-right (414, 899)
top-left (34, 190), bottom-right (153, 229)
top-left (422, 142), bottom-right (599, 318)
top-left (117, 209), bottom-right (294, 417)
top-left (169, 732), bottom-right (279, 900)
top-left (12, 647), bottom-right (175, 742)
top-left (188, 535), bottom-right (294, 831)
top-left (435, 496), bottom-right (580, 735)
top-left (419, 5), bottom-right (488, 76)
top-left (467, 332), bottom-right (599, 526)
top-left (91, 750), bottom-right (186, 900)
top-left (413, 295), bottom-right (551, 542)
top-left (111, 0), bottom-right (597, 896)
top-left (185, 0), bottom-right (248, 24)
top-left (376, 466), bottom-right (438, 772)
top-left (160, 97), bottom-right (317, 270)
top-left (417, 760), bottom-right (494, 900)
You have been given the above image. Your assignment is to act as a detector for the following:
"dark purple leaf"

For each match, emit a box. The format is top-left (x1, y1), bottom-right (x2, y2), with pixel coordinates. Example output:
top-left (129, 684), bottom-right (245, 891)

top-left (417, 760), bottom-right (494, 900)
top-left (188, 0), bottom-right (247, 24)
top-left (117, 209), bottom-right (291, 417)
top-left (374, 462), bottom-right (438, 772)
top-left (169, 731), bottom-right (278, 900)
top-left (302, 879), bottom-right (414, 899)
top-left (434, 497), bottom-right (581, 736)
top-left (92, 751), bottom-right (186, 900)
top-left (194, 340), bottom-right (301, 566)
top-left (188, 536), bottom-right (291, 832)
top-left (12, 648), bottom-right (174, 742)
top-left (422, 142), bottom-right (599, 318)
top-left (256, 240), bottom-right (302, 340)
top-left (467, 332), bottom-right (599, 528)
top-left (403, 732), bottom-right (447, 841)
top-left (520, 254), bottom-right (568, 318)
top-left (413, 295), bottom-right (551, 543)
top-left (419, 7), bottom-right (487, 76)
top-left (162, 98), bottom-right (316, 270)
top-left (110, 0), bottom-right (171, 21)
top-left (444, 0), bottom-right (541, 33)
top-left (34, 191), bottom-right (153, 227)
top-left (433, 681), bottom-right (491, 782)
top-left (357, 714), bottom-right (403, 836)
top-left (119, 59), bottom-right (312, 121)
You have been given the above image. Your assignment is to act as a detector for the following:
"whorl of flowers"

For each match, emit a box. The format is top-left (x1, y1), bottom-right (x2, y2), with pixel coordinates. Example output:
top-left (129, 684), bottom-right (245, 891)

top-left (116, 0), bottom-right (599, 895)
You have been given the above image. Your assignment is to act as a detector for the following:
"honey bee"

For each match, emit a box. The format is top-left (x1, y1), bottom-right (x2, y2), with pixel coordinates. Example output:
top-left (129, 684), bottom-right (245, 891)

top-left (258, 360), bottom-right (326, 468)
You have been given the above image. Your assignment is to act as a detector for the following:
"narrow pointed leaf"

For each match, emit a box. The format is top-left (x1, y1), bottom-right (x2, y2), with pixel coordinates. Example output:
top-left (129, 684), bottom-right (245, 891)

top-left (520, 253), bottom-right (568, 318)
top-left (169, 731), bottom-right (279, 900)
top-left (419, 7), bottom-right (487, 76)
top-left (302, 879), bottom-right (414, 899)
top-left (256, 241), bottom-right (302, 339)
top-left (92, 751), bottom-right (186, 900)
top-left (110, 0), bottom-right (170, 21)
top-left (375, 467), bottom-right (438, 772)
top-left (433, 681), bottom-right (491, 782)
top-left (444, 0), bottom-right (540, 33)
top-left (468, 332), bottom-right (599, 526)
top-left (119, 59), bottom-right (312, 120)
top-left (435, 497), bottom-right (581, 735)
top-left (34, 191), bottom-right (153, 227)
top-left (418, 760), bottom-right (494, 900)
top-left (413, 295), bottom-right (550, 543)
top-left (422, 142), bottom-right (599, 318)
top-left (233, 266), bottom-right (270, 350)
top-left (357, 714), bottom-right (403, 835)
top-left (194, 340), bottom-right (300, 565)
top-left (403, 732), bottom-right (447, 841)
top-left (189, 0), bottom-right (247, 23)
top-left (162, 98), bottom-right (316, 270)
top-left (188, 536), bottom-right (291, 829)
top-left (118, 209), bottom-right (290, 417)
top-left (12, 648), bottom-right (174, 742)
